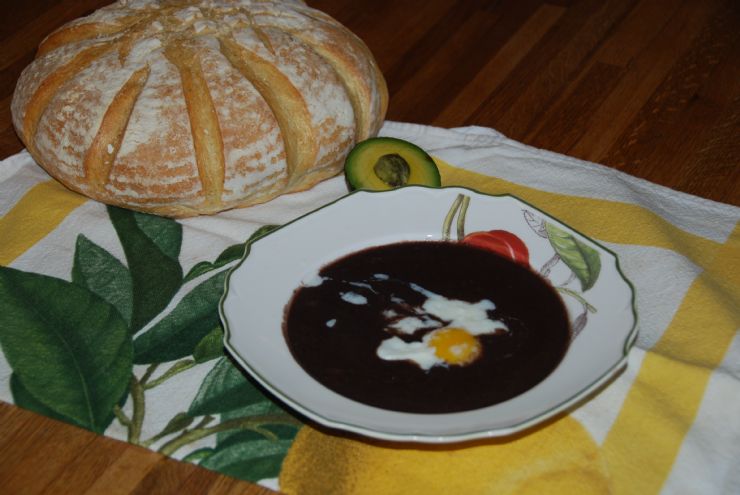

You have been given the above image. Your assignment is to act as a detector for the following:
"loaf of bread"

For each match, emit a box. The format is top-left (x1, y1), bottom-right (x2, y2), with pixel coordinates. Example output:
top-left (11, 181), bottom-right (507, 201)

top-left (11, 0), bottom-right (388, 217)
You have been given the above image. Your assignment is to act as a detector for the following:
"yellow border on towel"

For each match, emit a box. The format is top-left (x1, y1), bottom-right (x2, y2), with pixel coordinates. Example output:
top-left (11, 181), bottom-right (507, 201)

top-left (601, 223), bottom-right (739, 494)
top-left (436, 160), bottom-right (724, 268)
top-left (435, 158), bottom-right (739, 494)
top-left (0, 180), bottom-right (87, 265)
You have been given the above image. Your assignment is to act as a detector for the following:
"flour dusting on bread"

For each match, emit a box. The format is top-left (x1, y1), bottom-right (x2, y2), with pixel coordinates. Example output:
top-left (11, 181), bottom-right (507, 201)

top-left (11, 0), bottom-right (388, 217)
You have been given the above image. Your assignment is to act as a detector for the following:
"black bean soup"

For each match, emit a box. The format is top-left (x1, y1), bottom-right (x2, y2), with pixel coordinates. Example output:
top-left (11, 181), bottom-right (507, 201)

top-left (282, 240), bottom-right (571, 414)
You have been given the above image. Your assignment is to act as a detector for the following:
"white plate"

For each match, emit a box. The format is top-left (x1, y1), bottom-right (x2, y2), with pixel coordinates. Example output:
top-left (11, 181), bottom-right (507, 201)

top-left (219, 186), bottom-right (637, 443)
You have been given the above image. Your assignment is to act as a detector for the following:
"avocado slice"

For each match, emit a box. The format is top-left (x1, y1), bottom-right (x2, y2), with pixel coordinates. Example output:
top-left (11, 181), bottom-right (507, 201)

top-left (344, 137), bottom-right (441, 191)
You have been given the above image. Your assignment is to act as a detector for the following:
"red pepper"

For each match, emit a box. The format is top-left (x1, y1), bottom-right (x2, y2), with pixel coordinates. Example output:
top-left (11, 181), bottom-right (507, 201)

top-left (462, 230), bottom-right (530, 266)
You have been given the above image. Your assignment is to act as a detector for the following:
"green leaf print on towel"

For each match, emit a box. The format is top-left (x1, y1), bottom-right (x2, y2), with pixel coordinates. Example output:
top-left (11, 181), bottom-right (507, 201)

top-left (72, 234), bottom-right (134, 326)
top-left (201, 437), bottom-right (296, 481)
top-left (193, 327), bottom-right (226, 363)
top-left (0, 267), bottom-right (132, 433)
top-left (0, 206), bottom-right (298, 484)
top-left (133, 270), bottom-right (228, 364)
top-left (184, 225), bottom-right (279, 283)
top-left (108, 206), bottom-right (183, 333)
top-left (189, 357), bottom-right (270, 416)
top-left (184, 358), bottom-right (300, 480)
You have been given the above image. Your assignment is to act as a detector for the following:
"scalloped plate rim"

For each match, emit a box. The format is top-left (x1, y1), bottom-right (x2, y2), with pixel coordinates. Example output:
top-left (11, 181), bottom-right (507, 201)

top-left (219, 185), bottom-right (638, 443)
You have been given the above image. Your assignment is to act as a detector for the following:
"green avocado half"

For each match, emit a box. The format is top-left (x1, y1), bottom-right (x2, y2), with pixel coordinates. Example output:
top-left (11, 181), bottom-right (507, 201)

top-left (344, 137), bottom-right (441, 191)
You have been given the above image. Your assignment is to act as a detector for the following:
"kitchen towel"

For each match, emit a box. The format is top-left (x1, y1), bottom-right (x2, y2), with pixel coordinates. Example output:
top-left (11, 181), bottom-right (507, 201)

top-left (1, 121), bottom-right (738, 494)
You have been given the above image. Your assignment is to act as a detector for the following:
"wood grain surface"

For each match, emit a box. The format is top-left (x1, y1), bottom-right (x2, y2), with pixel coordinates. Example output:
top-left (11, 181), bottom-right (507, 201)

top-left (1, 1), bottom-right (738, 494)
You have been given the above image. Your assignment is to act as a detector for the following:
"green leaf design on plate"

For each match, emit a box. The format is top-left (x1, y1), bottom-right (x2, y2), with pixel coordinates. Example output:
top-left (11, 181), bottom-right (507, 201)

top-left (188, 357), bottom-right (271, 417)
top-left (199, 438), bottom-right (294, 482)
top-left (193, 326), bottom-right (225, 363)
top-left (72, 234), bottom-right (133, 326)
top-left (108, 206), bottom-right (183, 333)
top-left (133, 270), bottom-right (227, 364)
top-left (545, 222), bottom-right (602, 291)
top-left (0, 267), bottom-right (133, 433)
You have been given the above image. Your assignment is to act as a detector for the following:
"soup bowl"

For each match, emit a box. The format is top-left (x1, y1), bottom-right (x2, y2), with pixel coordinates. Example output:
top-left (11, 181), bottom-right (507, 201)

top-left (219, 186), bottom-right (637, 443)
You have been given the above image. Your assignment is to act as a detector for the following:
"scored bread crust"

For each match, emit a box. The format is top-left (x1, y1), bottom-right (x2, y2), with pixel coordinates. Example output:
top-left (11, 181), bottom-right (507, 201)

top-left (11, 0), bottom-right (388, 217)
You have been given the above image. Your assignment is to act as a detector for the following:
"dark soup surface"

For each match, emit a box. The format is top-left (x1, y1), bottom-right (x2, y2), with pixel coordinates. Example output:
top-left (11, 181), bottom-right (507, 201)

top-left (282, 240), bottom-right (571, 414)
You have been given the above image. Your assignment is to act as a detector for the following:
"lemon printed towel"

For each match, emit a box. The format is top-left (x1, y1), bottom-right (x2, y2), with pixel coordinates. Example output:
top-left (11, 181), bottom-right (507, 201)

top-left (1, 121), bottom-right (738, 494)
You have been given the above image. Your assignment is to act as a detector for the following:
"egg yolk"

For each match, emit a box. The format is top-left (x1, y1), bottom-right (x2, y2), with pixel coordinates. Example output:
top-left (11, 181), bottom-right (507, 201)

top-left (429, 328), bottom-right (482, 366)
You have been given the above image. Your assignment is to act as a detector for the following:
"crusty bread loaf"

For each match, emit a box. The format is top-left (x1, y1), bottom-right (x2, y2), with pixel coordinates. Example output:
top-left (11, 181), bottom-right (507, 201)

top-left (11, 0), bottom-right (388, 217)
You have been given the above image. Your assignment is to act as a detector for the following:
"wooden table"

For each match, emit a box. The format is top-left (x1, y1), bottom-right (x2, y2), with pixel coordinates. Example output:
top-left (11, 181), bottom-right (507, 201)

top-left (1, 1), bottom-right (738, 493)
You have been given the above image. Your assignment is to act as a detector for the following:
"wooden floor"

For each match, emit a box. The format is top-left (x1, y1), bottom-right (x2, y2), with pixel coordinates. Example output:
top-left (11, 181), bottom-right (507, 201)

top-left (0, 1), bottom-right (738, 494)
top-left (313, 0), bottom-right (740, 206)
top-left (0, 401), bottom-right (276, 494)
